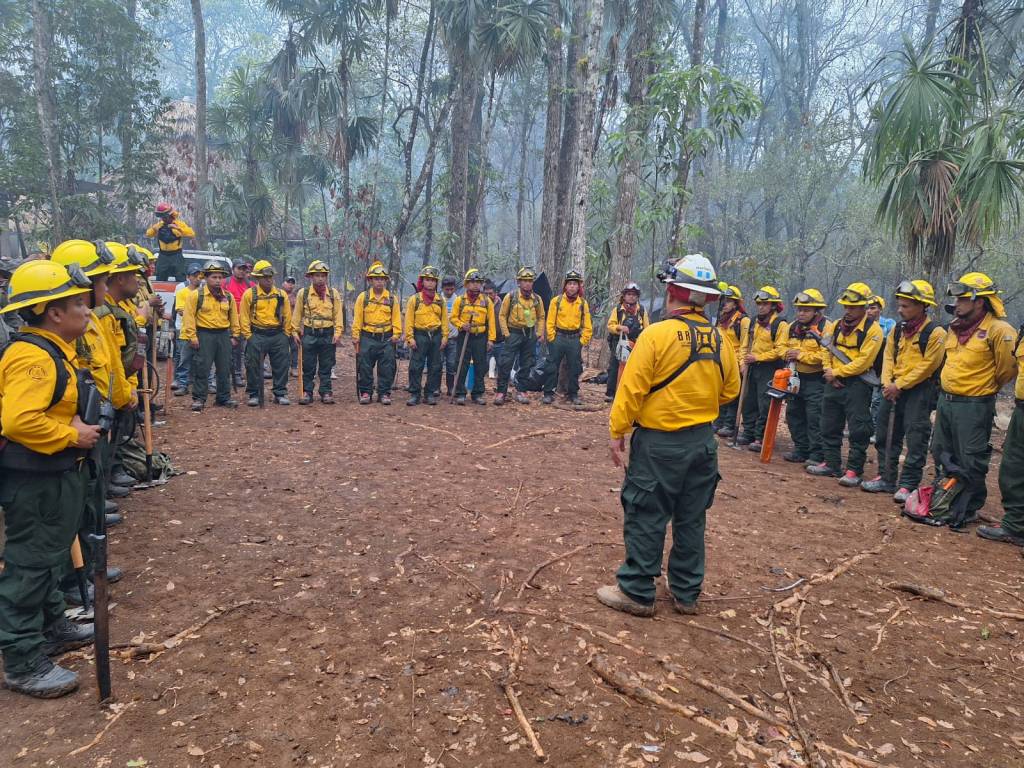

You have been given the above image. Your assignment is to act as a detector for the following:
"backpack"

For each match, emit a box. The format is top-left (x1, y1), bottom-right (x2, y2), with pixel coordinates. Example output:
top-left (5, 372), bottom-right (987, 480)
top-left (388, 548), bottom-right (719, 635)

top-left (648, 316), bottom-right (725, 394)
top-left (611, 304), bottom-right (647, 342)
top-left (248, 286), bottom-right (285, 328)
top-left (413, 292), bottom-right (444, 321)
top-left (96, 303), bottom-right (141, 374)
top-left (503, 290), bottom-right (542, 331)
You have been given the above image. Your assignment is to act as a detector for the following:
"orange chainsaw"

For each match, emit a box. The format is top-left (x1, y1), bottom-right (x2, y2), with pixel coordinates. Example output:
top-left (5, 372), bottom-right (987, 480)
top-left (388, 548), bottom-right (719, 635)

top-left (759, 362), bottom-right (800, 463)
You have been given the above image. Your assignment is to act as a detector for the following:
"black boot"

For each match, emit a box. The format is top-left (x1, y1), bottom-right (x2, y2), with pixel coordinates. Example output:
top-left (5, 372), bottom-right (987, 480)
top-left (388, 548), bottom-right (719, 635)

top-left (2, 656), bottom-right (79, 699)
top-left (41, 617), bottom-right (95, 656)
top-left (407, 394), bottom-right (420, 406)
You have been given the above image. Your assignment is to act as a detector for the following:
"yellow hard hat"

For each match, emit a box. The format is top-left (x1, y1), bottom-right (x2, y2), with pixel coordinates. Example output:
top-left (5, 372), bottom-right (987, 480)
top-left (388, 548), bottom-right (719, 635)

top-left (50, 239), bottom-right (113, 277)
top-left (202, 261), bottom-right (230, 277)
top-left (2, 260), bottom-right (92, 315)
top-left (251, 259), bottom-right (274, 277)
top-left (838, 282), bottom-right (872, 306)
top-left (894, 279), bottom-right (936, 307)
top-left (868, 294), bottom-right (885, 309)
top-left (753, 285), bottom-right (782, 303)
top-left (106, 242), bottom-right (147, 275)
top-left (464, 268), bottom-right (484, 283)
top-left (366, 261), bottom-right (389, 279)
top-left (948, 272), bottom-right (1006, 317)
top-left (419, 265), bottom-right (440, 280)
top-left (793, 288), bottom-right (827, 308)
top-left (516, 266), bottom-right (536, 281)
top-left (128, 243), bottom-right (157, 261)
top-left (720, 284), bottom-right (743, 300)
top-left (305, 259), bottom-right (330, 275)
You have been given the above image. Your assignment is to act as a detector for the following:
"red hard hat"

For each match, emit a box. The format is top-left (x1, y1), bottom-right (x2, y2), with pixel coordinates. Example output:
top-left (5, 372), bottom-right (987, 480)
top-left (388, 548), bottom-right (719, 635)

top-left (154, 202), bottom-right (173, 215)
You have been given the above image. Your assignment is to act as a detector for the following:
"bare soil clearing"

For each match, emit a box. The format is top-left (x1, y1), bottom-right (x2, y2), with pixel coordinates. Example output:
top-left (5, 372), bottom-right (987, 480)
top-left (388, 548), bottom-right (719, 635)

top-left (3, 355), bottom-right (1023, 768)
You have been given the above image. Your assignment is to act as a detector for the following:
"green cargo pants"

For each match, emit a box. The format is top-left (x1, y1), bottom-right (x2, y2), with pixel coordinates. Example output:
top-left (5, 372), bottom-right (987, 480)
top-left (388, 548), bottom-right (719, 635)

top-left (192, 328), bottom-right (233, 404)
top-left (998, 403), bottom-right (1024, 536)
top-left (717, 397), bottom-right (739, 433)
top-left (821, 377), bottom-right (873, 474)
top-left (0, 470), bottom-right (85, 675)
top-left (785, 372), bottom-right (825, 462)
top-left (931, 394), bottom-right (996, 515)
top-left (616, 425), bottom-right (720, 606)
top-left (245, 330), bottom-right (290, 399)
top-left (454, 332), bottom-right (488, 398)
top-left (543, 331), bottom-right (583, 398)
top-left (740, 362), bottom-right (778, 442)
top-left (407, 330), bottom-right (443, 397)
top-left (357, 333), bottom-right (397, 397)
top-left (301, 330), bottom-right (336, 395)
top-left (497, 329), bottom-right (537, 394)
top-left (874, 380), bottom-right (935, 489)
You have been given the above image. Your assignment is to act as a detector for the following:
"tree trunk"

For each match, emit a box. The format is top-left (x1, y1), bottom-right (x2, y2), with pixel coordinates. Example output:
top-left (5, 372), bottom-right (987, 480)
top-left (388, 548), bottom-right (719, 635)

top-left (446, 54), bottom-right (475, 273)
top-left (515, 76), bottom-right (537, 262)
top-left (667, 0), bottom-right (709, 256)
top-left (191, 0), bottom-right (208, 246)
top-left (32, 0), bottom-right (63, 241)
top-left (553, 3), bottom-right (584, 278)
top-left (924, 0), bottom-right (941, 43)
top-left (538, 0), bottom-right (565, 278)
top-left (608, 0), bottom-right (657, 299)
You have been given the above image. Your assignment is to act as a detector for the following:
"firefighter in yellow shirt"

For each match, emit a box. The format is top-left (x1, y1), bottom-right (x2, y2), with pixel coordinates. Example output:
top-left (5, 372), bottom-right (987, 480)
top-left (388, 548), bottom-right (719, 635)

top-left (714, 284), bottom-right (750, 437)
top-left (180, 262), bottom-right (240, 411)
top-left (542, 269), bottom-right (593, 406)
top-left (352, 261), bottom-right (402, 405)
top-left (862, 280), bottom-right (945, 502)
top-left (292, 260), bottom-right (344, 405)
top-left (738, 286), bottom-right (788, 449)
top-left (807, 282), bottom-right (884, 486)
top-left (598, 254), bottom-right (739, 618)
top-left (980, 323), bottom-right (1024, 547)
top-left (145, 202), bottom-right (194, 281)
top-left (450, 268), bottom-right (496, 405)
top-left (495, 266), bottom-right (546, 405)
top-left (404, 265), bottom-right (448, 406)
top-left (604, 282), bottom-right (648, 403)
top-left (924, 273), bottom-right (1017, 526)
top-left (0, 260), bottom-right (101, 698)
top-left (239, 260), bottom-right (294, 406)
top-left (778, 289), bottom-right (831, 465)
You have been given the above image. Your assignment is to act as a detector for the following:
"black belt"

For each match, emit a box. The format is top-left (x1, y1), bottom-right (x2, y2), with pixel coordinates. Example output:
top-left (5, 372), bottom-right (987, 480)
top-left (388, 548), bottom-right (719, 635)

top-left (414, 327), bottom-right (442, 335)
top-left (940, 392), bottom-right (995, 403)
top-left (197, 327), bottom-right (229, 335)
top-left (362, 331), bottom-right (390, 340)
top-left (1016, 398), bottom-right (1024, 409)
top-left (304, 326), bottom-right (333, 337)
top-left (634, 422), bottom-right (713, 435)
top-left (253, 327), bottom-right (284, 336)
top-left (509, 327), bottom-right (536, 335)
top-left (461, 329), bottom-right (488, 336)
top-left (556, 329), bottom-right (581, 337)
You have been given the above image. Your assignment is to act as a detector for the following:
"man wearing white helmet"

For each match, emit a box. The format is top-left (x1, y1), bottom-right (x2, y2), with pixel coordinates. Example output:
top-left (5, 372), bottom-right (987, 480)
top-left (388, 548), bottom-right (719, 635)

top-left (598, 254), bottom-right (740, 618)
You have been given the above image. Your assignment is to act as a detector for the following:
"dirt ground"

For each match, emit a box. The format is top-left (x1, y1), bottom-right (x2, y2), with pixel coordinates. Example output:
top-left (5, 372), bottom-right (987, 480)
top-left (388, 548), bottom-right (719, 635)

top-left (2, 350), bottom-right (1024, 768)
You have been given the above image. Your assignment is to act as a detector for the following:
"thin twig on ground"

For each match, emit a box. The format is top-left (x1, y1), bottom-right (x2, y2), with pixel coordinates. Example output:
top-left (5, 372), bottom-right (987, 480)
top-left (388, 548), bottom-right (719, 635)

top-left (890, 582), bottom-right (1024, 621)
top-left (812, 651), bottom-right (866, 722)
top-left (507, 480), bottom-right (524, 515)
top-left (516, 543), bottom-right (609, 598)
top-left (657, 657), bottom-right (789, 728)
top-left (118, 599), bottom-right (269, 662)
top-left (485, 429), bottom-right (565, 450)
top-left (768, 610), bottom-right (826, 768)
top-left (416, 554), bottom-right (484, 596)
top-left (871, 604), bottom-right (908, 652)
top-left (404, 421), bottom-right (467, 444)
top-left (394, 543), bottom-right (415, 577)
top-left (67, 702), bottom-right (135, 756)
top-left (503, 628), bottom-right (545, 761)
top-left (524, 485), bottom-right (569, 509)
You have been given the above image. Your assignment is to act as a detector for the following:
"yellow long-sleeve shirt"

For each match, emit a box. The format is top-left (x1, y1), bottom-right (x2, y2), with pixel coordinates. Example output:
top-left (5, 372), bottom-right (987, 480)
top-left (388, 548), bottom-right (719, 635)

top-left (779, 318), bottom-right (832, 374)
top-left (179, 285), bottom-right (240, 341)
top-left (499, 291), bottom-right (546, 339)
top-left (940, 313), bottom-right (1018, 397)
top-left (78, 318), bottom-right (113, 401)
top-left (748, 313), bottom-right (788, 362)
top-left (879, 320), bottom-right (946, 391)
top-left (0, 328), bottom-right (80, 455)
top-left (547, 294), bottom-right (593, 346)
top-left (606, 303), bottom-right (650, 337)
top-left (826, 316), bottom-right (884, 379)
top-left (404, 292), bottom-right (448, 344)
top-left (293, 286), bottom-right (344, 335)
top-left (239, 285), bottom-right (293, 339)
top-left (1015, 329), bottom-right (1024, 400)
top-left (718, 313), bottom-right (751, 359)
top-left (96, 299), bottom-right (137, 407)
top-left (610, 311), bottom-right (740, 438)
top-left (352, 288), bottom-right (402, 340)
top-left (451, 294), bottom-right (496, 342)
top-left (145, 217), bottom-right (195, 252)
top-left (119, 298), bottom-right (146, 328)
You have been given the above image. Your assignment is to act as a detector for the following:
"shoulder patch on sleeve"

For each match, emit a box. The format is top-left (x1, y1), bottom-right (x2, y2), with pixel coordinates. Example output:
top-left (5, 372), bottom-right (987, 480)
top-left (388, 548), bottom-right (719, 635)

top-left (26, 364), bottom-right (47, 381)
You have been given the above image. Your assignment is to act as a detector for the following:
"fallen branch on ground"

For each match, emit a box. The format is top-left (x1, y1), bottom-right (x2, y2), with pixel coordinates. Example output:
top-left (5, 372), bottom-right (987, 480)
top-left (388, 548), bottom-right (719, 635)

top-left (116, 599), bottom-right (270, 661)
top-left (394, 544), bottom-right (415, 577)
top-left (507, 480), bottom-right (524, 515)
top-left (496, 606), bottom-right (646, 655)
top-left (812, 651), bottom-right (866, 722)
top-left (485, 429), bottom-right (565, 450)
top-left (523, 485), bottom-right (569, 509)
top-left (775, 523), bottom-right (898, 612)
top-left (768, 610), bottom-right (826, 768)
top-left (657, 657), bottom-right (789, 728)
top-left (889, 582), bottom-right (1024, 621)
top-left (67, 702), bottom-right (135, 756)
top-left (503, 628), bottom-right (545, 761)
top-left (404, 421), bottom-right (467, 444)
top-left (416, 554), bottom-right (484, 596)
top-left (516, 543), bottom-right (613, 598)
top-left (871, 604), bottom-right (908, 652)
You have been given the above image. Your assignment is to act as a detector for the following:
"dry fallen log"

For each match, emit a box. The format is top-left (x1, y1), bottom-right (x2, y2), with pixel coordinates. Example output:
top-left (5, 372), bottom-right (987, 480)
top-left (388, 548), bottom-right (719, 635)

top-left (658, 657), bottom-right (789, 728)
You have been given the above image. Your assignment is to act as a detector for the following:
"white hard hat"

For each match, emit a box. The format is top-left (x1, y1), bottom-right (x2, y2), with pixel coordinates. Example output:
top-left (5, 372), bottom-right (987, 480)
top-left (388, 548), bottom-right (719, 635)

top-left (659, 253), bottom-right (721, 295)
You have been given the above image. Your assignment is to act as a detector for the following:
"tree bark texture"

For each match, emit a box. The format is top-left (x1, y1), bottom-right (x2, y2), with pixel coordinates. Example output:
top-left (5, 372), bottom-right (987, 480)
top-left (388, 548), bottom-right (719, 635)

top-left (538, 0), bottom-right (565, 278)
top-left (191, 0), bottom-right (209, 246)
top-left (32, 0), bottom-right (63, 241)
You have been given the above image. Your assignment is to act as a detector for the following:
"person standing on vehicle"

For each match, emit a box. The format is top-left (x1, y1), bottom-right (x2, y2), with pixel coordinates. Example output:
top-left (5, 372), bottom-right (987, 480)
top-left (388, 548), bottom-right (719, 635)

top-left (292, 260), bottom-right (344, 405)
top-left (180, 262), bottom-right (240, 412)
top-left (861, 280), bottom-right (945, 502)
top-left (542, 270), bottom-right (593, 406)
top-left (778, 289), bottom-right (831, 465)
top-left (807, 283), bottom-right (884, 487)
top-left (598, 254), bottom-right (738, 618)
top-left (494, 267), bottom-right (546, 406)
top-left (145, 202), bottom-right (194, 282)
top-left (604, 282), bottom-right (648, 403)
top-left (353, 261), bottom-right (402, 405)
top-left (714, 284), bottom-right (749, 437)
top-left (405, 266), bottom-right (448, 406)
top-left (0, 260), bottom-right (100, 698)
top-left (240, 260), bottom-right (293, 406)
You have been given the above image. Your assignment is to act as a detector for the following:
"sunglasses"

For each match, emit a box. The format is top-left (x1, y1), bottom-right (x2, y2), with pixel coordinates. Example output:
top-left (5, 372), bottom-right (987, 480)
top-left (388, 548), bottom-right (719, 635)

top-left (839, 288), bottom-right (868, 304)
